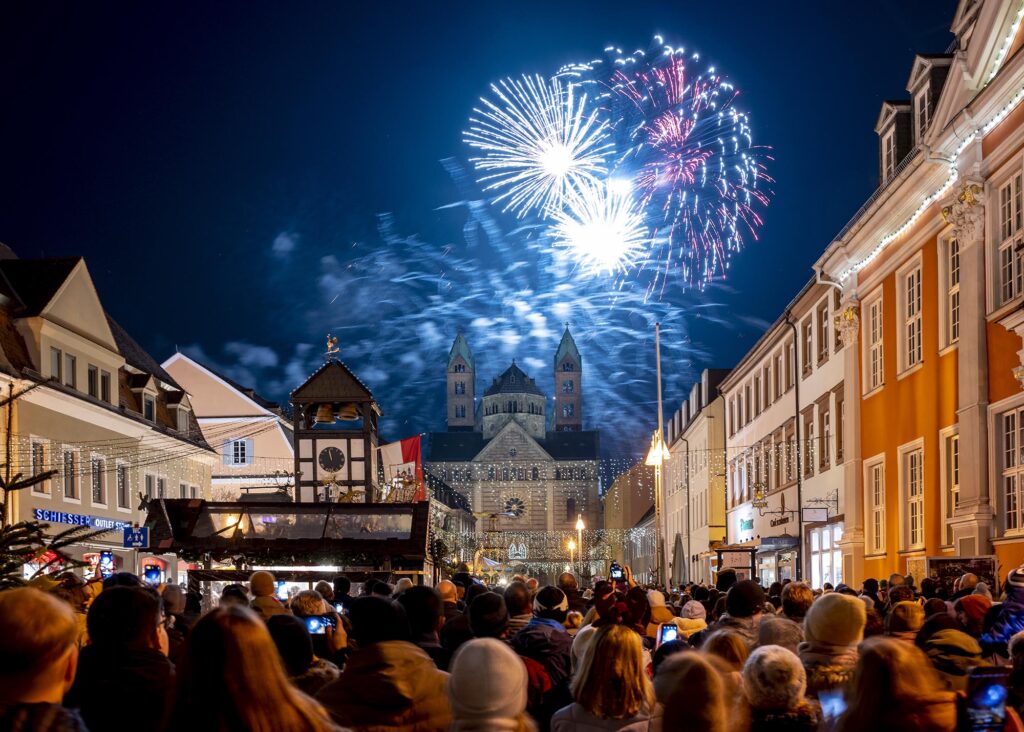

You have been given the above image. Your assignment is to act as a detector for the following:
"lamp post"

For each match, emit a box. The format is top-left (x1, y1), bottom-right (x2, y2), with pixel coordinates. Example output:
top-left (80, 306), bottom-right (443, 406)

top-left (567, 538), bottom-right (576, 573)
top-left (645, 322), bottom-right (670, 588)
top-left (575, 514), bottom-right (585, 579)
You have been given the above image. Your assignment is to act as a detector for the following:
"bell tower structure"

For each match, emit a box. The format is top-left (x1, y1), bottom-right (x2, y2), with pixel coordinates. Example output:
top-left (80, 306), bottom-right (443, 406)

top-left (447, 333), bottom-right (475, 430)
top-left (554, 326), bottom-right (582, 431)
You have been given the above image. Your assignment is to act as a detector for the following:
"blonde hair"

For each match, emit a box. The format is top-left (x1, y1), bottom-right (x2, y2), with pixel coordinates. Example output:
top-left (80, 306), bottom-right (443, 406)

top-left (171, 605), bottom-right (338, 732)
top-left (836, 636), bottom-right (951, 732)
top-left (0, 588), bottom-right (77, 678)
top-left (702, 629), bottom-right (749, 672)
top-left (565, 611), bottom-right (583, 630)
top-left (572, 624), bottom-right (654, 719)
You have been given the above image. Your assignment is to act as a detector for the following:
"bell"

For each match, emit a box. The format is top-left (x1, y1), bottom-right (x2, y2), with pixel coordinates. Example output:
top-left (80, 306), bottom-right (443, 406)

top-left (336, 403), bottom-right (359, 421)
top-left (314, 404), bottom-right (336, 424)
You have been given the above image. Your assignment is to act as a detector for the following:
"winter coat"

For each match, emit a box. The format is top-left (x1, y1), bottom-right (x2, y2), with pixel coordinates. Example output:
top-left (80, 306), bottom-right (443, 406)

top-left (316, 640), bottom-right (452, 732)
top-left (550, 703), bottom-right (657, 732)
top-left (981, 565), bottom-right (1024, 655)
top-left (749, 703), bottom-right (820, 732)
top-left (509, 619), bottom-right (573, 687)
top-left (837, 692), bottom-right (957, 732)
top-left (674, 617), bottom-right (708, 640)
top-left (0, 703), bottom-right (89, 732)
top-left (291, 657), bottom-right (341, 697)
top-left (65, 645), bottom-right (174, 732)
top-left (250, 594), bottom-right (289, 621)
top-left (798, 645), bottom-right (858, 700)
top-left (715, 614), bottom-right (762, 649)
top-left (921, 629), bottom-right (985, 692)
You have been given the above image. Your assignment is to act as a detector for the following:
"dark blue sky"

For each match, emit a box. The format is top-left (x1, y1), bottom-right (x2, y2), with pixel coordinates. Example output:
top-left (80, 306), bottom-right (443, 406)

top-left (0, 2), bottom-right (957, 456)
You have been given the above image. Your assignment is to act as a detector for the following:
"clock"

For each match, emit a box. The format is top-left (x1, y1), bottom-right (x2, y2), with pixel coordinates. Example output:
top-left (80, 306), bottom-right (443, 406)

top-left (504, 496), bottom-right (526, 518)
top-left (318, 446), bottom-right (346, 473)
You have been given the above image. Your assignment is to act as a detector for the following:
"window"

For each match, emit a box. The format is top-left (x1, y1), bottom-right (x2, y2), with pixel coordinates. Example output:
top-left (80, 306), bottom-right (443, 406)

top-left (117, 465), bottom-right (129, 509)
top-left (762, 366), bottom-right (770, 407)
top-left (786, 340), bottom-right (796, 390)
top-left (882, 128), bottom-right (897, 181)
top-left (179, 483), bottom-right (187, 499)
top-left (63, 450), bottom-right (77, 500)
top-left (835, 389), bottom-right (845, 464)
top-left (942, 431), bottom-right (960, 545)
top-left (563, 380), bottom-right (574, 393)
top-left (454, 381), bottom-right (465, 395)
top-left (566, 497), bottom-right (576, 521)
top-left (773, 353), bottom-right (783, 399)
top-left (64, 354), bottom-right (76, 388)
top-left (1003, 408), bottom-right (1024, 532)
top-left (753, 375), bottom-right (761, 415)
top-left (31, 442), bottom-right (48, 495)
top-left (562, 404), bottom-right (574, 418)
top-left (744, 384), bottom-right (751, 424)
top-left (999, 173), bottom-right (1024, 305)
top-left (901, 445), bottom-right (925, 550)
top-left (803, 413), bottom-right (815, 478)
top-left (91, 457), bottom-right (105, 505)
top-left (87, 365), bottom-right (99, 398)
top-left (915, 84), bottom-right (930, 140)
top-left (177, 408), bottom-right (190, 434)
top-left (562, 362), bottom-right (574, 372)
top-left (455, 405), bottom-right (466, 419)
top-left (801, 319), bottom-right (813, 376)
top-left (190, 485), bottom-right (198, 499)
top-left (100, 371), bottom-right (111, 403)
top-left (157, 478), bottom-right (166, 499)
top-left (50, 347), bottom-right (62, 381)
top-left (729, 398), bottom-right (736, 436)
top-left (230, 439), bottom-right (249, 465)
top-left (866, 458), bottom-right (885, 554)
top-left (532, 467), bottom-right (539, 480)
top-left (900, 263), bottom-right (923, 371)
top-left (145, 474), bottom-right (155, 500)
top-left (817, 301), bottom-right (830, 364)
top-left (784, 423), bottom-right (796, 483)
top-left (942, 238), bottom-right (960, 347)
top-left (453, 364), bottom-right (466, 373)
top-left (819, 403), bottom-right (831, 471)
top-left (809, 524), bottom-right (844, 590)
top-left (866, 296), bottom-right (884, 391)
top-left (833, 291), bottom-right (843, 352)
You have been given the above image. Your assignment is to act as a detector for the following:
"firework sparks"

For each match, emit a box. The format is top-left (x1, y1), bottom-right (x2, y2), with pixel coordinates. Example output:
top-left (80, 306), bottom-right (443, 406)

top-left (551, 183), bottom-right (648, 276)
top-left (464, 74), bottom-right (613, 218)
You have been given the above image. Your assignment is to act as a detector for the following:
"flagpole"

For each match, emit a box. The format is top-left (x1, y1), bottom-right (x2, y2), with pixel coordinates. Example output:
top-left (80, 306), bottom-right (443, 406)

top-left (654, 323), bottom-right (666, 588)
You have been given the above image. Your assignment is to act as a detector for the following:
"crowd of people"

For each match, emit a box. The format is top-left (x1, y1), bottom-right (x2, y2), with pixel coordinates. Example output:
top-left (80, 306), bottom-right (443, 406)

top-left (3, 563), bottom-right (1024, 731)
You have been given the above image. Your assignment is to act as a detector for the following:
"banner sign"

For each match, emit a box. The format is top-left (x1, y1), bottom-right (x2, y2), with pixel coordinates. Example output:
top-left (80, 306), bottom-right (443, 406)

top-left (33, 508), bottom-right (131, 531)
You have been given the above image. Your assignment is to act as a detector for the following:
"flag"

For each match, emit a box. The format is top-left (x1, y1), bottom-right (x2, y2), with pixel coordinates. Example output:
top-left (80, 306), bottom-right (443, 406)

top-left (379, 435), bottom-right (425, 502)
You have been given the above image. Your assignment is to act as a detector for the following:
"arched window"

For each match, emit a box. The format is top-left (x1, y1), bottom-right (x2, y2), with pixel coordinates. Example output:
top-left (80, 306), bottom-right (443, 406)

top-left (488, 466), bottom-right (495, 480)
top-left (453, 364), bottom-right (466, 373)
top-left (562, 404), bottom-right (574, 418)
top-left (562, 362), bottom-right (575, 372)
top-left (563, 380), bottom-right (574, 393)
top-left (532, 467), bottom-right (539, 480)
top-left (566, 497), bottom-right (576, 521)
top-left (502, 468), bottom-right (509, 481)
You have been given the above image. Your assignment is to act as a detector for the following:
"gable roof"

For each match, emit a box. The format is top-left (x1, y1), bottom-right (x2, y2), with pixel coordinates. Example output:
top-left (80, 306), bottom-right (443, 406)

top-left (198, 359), bottom-right (281, 412)
top-left (483, 362), bottom-right (544, 397)
top-left (106, 314), bottom-right (182, 390)
top-left (0, 257), bottom-right (81, 316)
top-left (291, 358), bottom-right (380, 413)
top-left (554, 326), bottom-right (581, 367)
top-left (875, 100), bottom-right (912, 133)
top-left (448, 333), bottom-right (474, 370)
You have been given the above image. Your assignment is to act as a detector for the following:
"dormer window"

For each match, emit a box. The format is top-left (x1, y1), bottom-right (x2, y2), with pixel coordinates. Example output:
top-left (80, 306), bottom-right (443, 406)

top-left (176, 407), bottom-right (190, 435)
top-left (915, 85), bottom-right (931, 141)
top-left (143, 395), bottom-right (155, 422)
top-left (882, 128), bottom-right (897, 181)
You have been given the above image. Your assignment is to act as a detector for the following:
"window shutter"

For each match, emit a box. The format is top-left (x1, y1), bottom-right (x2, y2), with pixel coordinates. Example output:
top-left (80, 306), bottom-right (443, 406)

top-left (245, 438), bottom-right (254, 466)
top-left (223, 441), bottom-right (232, 466)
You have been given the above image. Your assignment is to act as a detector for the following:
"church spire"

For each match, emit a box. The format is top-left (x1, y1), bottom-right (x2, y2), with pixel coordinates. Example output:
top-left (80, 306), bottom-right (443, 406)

top-left (447, 332), bottom-right (474, 370)
top-left (554, 324), bottom-right (581, 369)
top-left (554, 325), bottom-right (582, 431)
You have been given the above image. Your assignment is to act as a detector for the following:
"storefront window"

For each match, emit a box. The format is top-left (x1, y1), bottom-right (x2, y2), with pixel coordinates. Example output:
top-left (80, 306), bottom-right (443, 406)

top-left (809, 523), bottom-right (843, 589)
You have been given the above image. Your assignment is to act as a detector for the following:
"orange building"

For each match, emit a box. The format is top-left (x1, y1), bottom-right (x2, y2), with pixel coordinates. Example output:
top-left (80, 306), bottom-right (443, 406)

top-left (818, 0), bottom-right (1024, 584)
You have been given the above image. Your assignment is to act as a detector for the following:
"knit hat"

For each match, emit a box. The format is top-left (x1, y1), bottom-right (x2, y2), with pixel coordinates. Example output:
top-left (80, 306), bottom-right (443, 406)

top-left (857, 595), bottom-right (875, 613)
top-left (758, 616), bottom-right (804, 654)
top-left (469, 592), bottom-right (509, 639)
top-left (742, 644), bottom-right (807, 710)
top-left (803, 592), bottom-right (866, 649)
top-left (249, 570), bottom-right (276, 598)
top-left (648, 589), bottom-right (667, 608)
top-left (726, 580), bottom-right (766, 619)
top-left (973, 582), bottom-right (993, 601)
top-left (533, 586), bottom-right (568, 617)
top-left (448, 638), bottom-right (528, 731)
top-left (886, 601), bottom-right (925, 635)
top-left (682, 600), bottom-right (707, 620)
top-left (955, 594), bottom-right (992, 625)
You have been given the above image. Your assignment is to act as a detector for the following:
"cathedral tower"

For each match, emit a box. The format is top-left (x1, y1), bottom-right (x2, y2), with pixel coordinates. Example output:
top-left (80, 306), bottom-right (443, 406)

top-left (446, 333), bottom-right (475, 430)
top-left (554, 326), bottom-right (582, 431)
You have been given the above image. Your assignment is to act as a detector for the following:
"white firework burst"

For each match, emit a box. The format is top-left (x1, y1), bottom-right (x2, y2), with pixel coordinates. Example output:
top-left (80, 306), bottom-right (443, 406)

top-left (550, 183), bottom-right (648, 275)
top-left (465, 74), bottom-right (613, 218)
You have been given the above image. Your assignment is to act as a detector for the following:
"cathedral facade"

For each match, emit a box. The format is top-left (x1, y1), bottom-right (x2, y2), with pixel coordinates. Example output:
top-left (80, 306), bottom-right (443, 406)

top-left (426, 328), bottom-right (601, 539)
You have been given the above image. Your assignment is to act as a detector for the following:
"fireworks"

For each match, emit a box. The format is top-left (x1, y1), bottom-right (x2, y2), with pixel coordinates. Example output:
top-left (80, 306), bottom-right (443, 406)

top-left (466, 40), bottom-right (772, 286)
top-left (464, 75), bottom-right (613, 218)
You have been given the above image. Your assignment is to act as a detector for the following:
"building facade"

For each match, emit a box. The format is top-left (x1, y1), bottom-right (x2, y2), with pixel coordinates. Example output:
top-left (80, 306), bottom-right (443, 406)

top-left (664, 369), bottom-right (729, 586)
top-left (0, 254), bottom-right (216, 583)
top-left (814, 0), bottom-right (1024, 583)
top-left (162, 353), bottom-right (294, 500)
top-left (603, 461), bottom-right (654, 569)
top-left (427, 328), bottom-right (601, 578)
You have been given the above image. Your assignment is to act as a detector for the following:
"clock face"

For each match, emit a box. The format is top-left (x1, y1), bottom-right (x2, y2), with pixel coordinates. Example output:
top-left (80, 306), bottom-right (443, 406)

top-left (318, 446), bottom-right (346, 473)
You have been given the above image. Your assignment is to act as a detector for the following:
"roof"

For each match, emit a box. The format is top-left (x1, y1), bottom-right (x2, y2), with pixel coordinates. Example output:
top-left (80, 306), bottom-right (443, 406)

top-left (448, 333), bottom-right (474, 370)
top-left (427, 429), bottom-right (600, 462)
top-left (634, 504), bottom-right (656, 527)
top-left (0, 257), bottom-right (81, 316)
top-left (105, 314), bottom-right (183, 390)
top-left (291, 358), bottom-right (380, 413)
top-left (554, 326), bottom-right (581, 367)
top-left (483, 362), bottom-right (544, 397)
top-left (197, 358), bottom-right (281, 412)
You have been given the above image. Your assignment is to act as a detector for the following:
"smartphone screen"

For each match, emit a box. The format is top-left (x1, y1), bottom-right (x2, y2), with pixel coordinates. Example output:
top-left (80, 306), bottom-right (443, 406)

top-left (99, 551), bottom-right (115, 579)
top-left (819, 689), bottom-right (847, 721)
top-left (143, 566), bottom-right (162, 586)
top-left (304, 615), bottom-right (336, 635)
top-left (334, 603), bottom-right (344, 614)
top-left (966, 667), bottom-right (1010, 731)
top-left (657, 623), bottom-right (679, 647)
top-left (275, 581), bottom-right (289, 601)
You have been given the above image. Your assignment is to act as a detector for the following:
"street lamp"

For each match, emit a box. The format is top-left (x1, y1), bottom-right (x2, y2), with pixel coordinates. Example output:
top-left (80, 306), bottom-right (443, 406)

top-left (567, 538), bottom-right (576, 572)
top-left (575, 514), bottom-right (585, 579)
top-left (645, 430), bottom-right (670, 587)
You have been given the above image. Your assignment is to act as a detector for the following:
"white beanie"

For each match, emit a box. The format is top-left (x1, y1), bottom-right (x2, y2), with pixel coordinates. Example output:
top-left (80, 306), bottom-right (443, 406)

top-left (448, 638), bottom-right (527, 731)
top-left (742, 644), bottom-right (807, 710)
top-left (571, 623), bottom-right (599, 673)
top-left (647, 589), bottom-right (667, 608)
top-left (682, 600), bottom-right (707, 620)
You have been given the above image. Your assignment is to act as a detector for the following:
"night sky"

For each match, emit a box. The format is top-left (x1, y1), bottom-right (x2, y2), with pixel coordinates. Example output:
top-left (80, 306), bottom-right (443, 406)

top-left (0, 2), bottom-right (957, 457)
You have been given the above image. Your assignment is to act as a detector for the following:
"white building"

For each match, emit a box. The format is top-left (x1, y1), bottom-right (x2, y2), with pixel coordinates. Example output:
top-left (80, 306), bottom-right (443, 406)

top-left (664, 369), bottom-right (729, 586)
top-left (721, 279), bottom-right (848, 587)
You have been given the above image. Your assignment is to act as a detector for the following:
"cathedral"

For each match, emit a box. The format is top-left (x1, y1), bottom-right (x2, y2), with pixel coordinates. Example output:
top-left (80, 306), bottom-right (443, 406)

top-left (426, 327), bottom-right (601, 546)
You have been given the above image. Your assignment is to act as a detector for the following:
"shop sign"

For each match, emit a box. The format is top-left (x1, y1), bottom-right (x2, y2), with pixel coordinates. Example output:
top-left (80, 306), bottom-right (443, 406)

top-left (33, 508), bottom-right (131, 532)
top-left (739, 518), bottom-right (754, 532)
top-left (770, 515), bottom-right (790, 527)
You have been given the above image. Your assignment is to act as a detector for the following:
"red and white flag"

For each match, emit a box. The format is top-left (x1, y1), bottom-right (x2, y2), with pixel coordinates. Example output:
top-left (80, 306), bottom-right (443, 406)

top-left (379, 435), bottom-right (425, 502)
